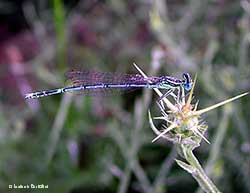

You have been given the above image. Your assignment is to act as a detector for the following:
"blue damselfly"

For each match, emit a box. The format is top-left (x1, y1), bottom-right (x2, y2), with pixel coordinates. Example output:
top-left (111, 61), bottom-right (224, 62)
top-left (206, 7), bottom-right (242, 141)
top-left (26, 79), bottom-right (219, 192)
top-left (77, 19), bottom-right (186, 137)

top-left (24, 69), bottom-right (192, 99)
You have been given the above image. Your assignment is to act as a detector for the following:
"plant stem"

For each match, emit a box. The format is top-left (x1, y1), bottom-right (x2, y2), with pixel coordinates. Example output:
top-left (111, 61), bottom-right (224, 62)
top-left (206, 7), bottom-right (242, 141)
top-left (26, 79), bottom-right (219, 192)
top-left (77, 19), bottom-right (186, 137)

top-left (53, 0), bottom-right (66, 69)
top-left (46, 94), bottom-right (73, 165)
top-left (153, 148), bottom-right (177, 193)
top-left (118, 166), bottom-right (132, 193)
top-left (182, 145), bottom-right (222, 193)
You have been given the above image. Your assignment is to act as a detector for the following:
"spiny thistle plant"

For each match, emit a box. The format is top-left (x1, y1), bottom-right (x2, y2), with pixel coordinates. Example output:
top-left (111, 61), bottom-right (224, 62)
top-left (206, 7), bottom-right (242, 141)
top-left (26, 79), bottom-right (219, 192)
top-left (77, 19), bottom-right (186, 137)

top-left (133, 63), bottom-right (248, 193)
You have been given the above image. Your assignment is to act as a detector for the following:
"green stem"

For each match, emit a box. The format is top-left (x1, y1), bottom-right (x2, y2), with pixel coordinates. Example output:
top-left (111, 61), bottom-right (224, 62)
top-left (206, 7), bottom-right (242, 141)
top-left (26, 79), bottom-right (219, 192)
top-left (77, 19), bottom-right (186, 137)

top-left (53, 0), bottom-right (66, 69)
top-left (182, 145), bottom-right (221, 193)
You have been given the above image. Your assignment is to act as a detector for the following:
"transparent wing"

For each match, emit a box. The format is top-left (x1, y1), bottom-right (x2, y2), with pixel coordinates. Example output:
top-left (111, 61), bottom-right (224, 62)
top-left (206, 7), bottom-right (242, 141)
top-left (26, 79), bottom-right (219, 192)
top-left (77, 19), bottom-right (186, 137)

top-left (65, 69), bottom-right (160, 85)
top-left (64, 69), bottom-right (160, 96)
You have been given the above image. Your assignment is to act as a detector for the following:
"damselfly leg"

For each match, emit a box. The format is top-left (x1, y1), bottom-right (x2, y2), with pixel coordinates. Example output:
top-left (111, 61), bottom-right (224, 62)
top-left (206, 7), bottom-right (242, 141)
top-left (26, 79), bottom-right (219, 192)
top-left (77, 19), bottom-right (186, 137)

top-left (157, 88), bottom-right (175, 110)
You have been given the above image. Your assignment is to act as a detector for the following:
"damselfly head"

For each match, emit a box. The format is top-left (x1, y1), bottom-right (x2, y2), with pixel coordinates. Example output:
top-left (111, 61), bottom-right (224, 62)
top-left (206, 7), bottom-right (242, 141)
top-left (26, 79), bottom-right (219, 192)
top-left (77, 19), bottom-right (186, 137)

top-left (182, 73), bottom-right (192, 91)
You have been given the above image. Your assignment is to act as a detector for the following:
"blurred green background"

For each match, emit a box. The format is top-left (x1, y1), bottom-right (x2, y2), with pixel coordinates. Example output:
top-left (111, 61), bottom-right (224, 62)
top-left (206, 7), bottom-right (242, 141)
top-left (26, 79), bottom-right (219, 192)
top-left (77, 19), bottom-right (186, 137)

top-left (0, 0), bottom-right (249, 193)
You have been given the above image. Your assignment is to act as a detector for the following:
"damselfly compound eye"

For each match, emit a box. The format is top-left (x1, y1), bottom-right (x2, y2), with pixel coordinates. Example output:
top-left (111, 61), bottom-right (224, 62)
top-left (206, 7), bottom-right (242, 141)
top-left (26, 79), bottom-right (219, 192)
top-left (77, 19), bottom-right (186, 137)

top-left (184, 83), bottom-right (192, 91)
top-left (182, 73), bottom-right (192, 91)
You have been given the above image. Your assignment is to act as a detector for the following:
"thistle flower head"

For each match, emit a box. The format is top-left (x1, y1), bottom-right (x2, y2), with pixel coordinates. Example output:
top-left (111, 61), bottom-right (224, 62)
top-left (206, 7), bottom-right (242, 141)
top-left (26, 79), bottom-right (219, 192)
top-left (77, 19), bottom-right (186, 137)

top-left (148, 73), bottom-right (248, 148)
top-left (149, 74), bottom-right (209, 148)
top-left (133, 62), bottom-right (248, 149)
